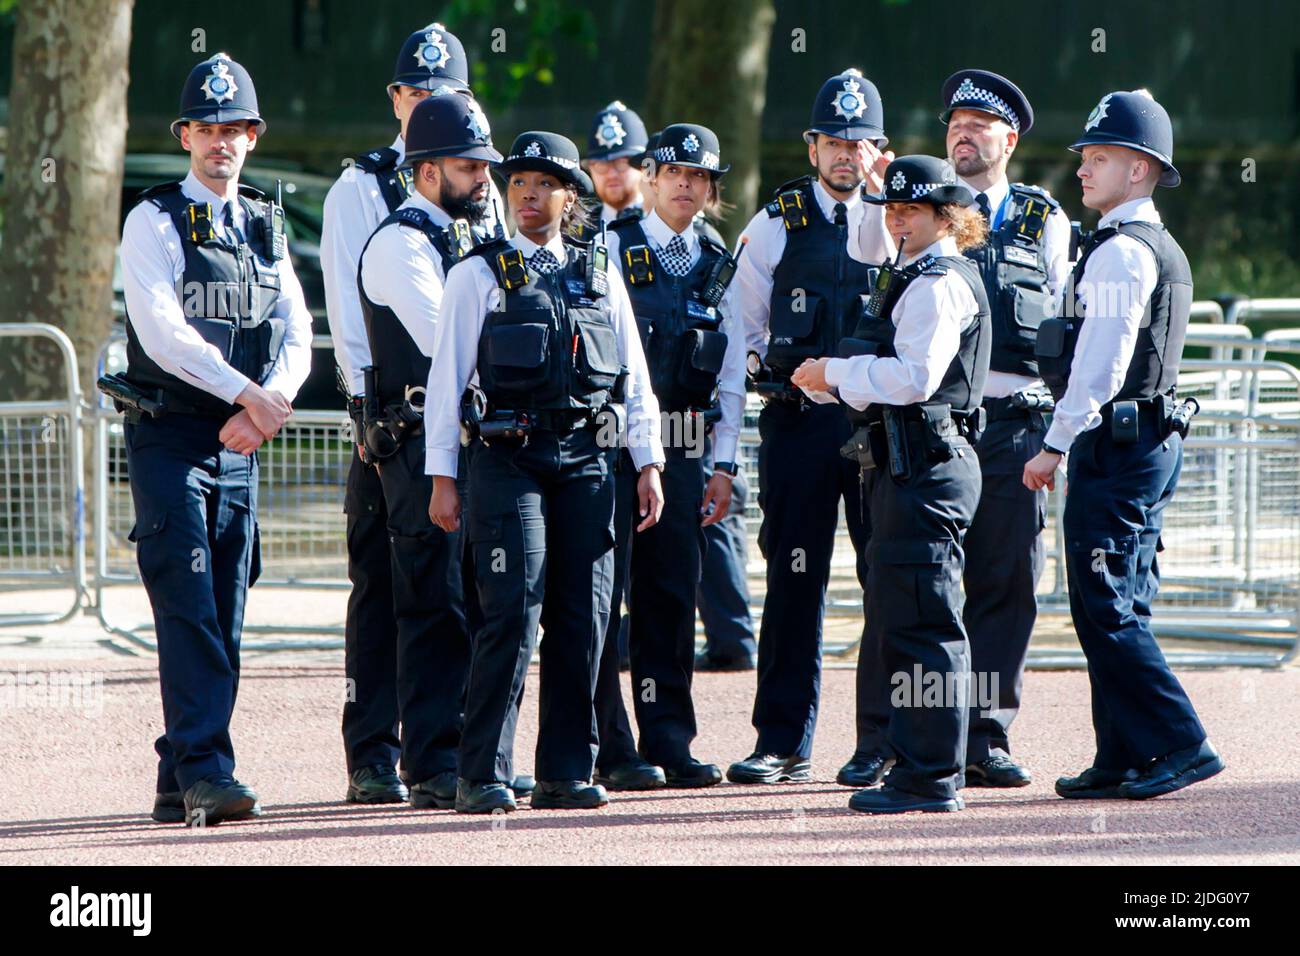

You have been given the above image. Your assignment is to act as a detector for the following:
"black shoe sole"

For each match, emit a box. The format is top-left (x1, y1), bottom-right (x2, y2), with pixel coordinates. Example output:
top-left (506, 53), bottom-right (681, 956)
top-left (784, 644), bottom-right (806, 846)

top-left (726, 763), bottom-right (812, 785)
top-left (1119, 755), bottom-right (1225, 800)
top-left (849, 794), bottom-right (964, 814)
top-left (454, 799), bottom-right (516, 814)
top-left (151, 807), bottom-right (186, 824)
top-left (530, 795), bottom-right (610, 810)
top-left (662, 774), bottom-right (722, 789)
top-left (594, 775), bottom-right (667, 791)
top-left (1055, 783), bottom-right (1127, 799)
top-left (836, 773), bottom-right (886, 788)
top-left (966, 775), bottom-right (1033, 789)
top-left (346, 788), bottom-right (410, 805)
top-left (187, 797), bottom-right (260, 826)
top-left (409, 793), bottom-right (456, 810)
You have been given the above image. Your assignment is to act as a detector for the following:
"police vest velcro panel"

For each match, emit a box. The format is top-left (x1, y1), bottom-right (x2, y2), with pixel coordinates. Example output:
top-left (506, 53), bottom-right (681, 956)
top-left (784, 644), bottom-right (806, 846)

top-left (124, 181), bottom-right (285, 417)
top-left (357, 207), bottom-right (460, 406)
top-left (354, 146), bottom-right (413, 214)
top-left (477, 245), bottom-right (623, 415)
top-left (764, 176), bottom-right (874, 378)
top-left (611, 218), bottom-right (729, 411)
top-left (842, 254), bottom-right (991, 426)
top-left (1036, 221), bottom-right (1191, 404)
top-left (964, 183), bottom-right (1059, 377)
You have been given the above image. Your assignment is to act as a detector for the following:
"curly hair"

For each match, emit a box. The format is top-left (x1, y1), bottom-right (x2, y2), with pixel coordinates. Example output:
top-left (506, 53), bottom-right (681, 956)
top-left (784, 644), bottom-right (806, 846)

top-left (936, 202), bottom-right (990, 251)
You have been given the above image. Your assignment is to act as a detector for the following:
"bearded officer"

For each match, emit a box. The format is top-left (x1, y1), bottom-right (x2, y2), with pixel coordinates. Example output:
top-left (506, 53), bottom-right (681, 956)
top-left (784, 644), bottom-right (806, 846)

top-left (584, 100), bottom-right (650, 232)
top-left (322, 21), bottom-right (501, 805)
top-left (117, 53), bottom-right (313, 824)
top-left (1028, 90), bottom-right (1223, 801)
top-left (726, 68), bottom-right (894, 788)
top-left (938, 69), bottom-right (1071, 789)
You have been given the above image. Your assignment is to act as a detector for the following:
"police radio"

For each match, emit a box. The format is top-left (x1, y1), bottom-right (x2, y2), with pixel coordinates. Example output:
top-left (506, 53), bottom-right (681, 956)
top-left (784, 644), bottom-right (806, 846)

top-left (700, 236), bottom-right (747, 309)
top-left (256, 180), bottom-right (287, 261)
top-left (586, 222), bottom-right (610, 298)
top-left (863, 237), bottom-right (905, 319)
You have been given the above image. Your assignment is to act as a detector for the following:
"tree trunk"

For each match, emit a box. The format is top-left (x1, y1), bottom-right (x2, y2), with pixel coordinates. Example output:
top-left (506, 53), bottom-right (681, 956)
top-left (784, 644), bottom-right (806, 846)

top-left (646, 0), bottom-right (775, 247)
top-left (0, 0), bottom-right (135, 402)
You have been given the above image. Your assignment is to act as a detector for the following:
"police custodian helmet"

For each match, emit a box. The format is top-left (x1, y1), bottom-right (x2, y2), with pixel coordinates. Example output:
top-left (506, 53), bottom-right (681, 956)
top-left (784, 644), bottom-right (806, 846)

top-left (586, 100), bottom-right (649, 162)
top-left (1070, 89), bottom-right (1181, 187)
top-left (804, 68), bottom-right (887, 146)
top-left (864, 155), bottom-right (974, 207)
top-left (403, 95), bottom-right (502, 165)
top-left (388, 22), bottom-right (470, 96)
top-left (171, 53), bottom-right (265, 140)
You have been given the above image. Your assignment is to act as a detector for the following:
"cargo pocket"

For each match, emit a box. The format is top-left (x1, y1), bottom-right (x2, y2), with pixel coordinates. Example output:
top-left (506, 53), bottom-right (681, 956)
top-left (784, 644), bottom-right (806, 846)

top-left (674, 328), bottom-right (727, 404)
top-left (128, 501), bottom-right (172, 582)
top-left (1003, 286), bottom-right (1050, 356)
top-left (573, 313), bottom-right (622, 392)
top-left (873, 538), bottom-right (961, 628)
top-left (1066, 532), bottom-right (1139, 625)
top-left (767, 293), bottom-right (824, 369)
top-left (486, 322), bottom-right (552, 391)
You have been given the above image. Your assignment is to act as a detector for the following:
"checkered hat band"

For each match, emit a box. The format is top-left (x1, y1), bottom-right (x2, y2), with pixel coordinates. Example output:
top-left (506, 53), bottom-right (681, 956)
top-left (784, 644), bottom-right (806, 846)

top-left (908, 182), bottom-right (945, 199)
top-left (508, 153), bottom-right (578, 169)
top-left (951, 79), bottom-right (1020, 131)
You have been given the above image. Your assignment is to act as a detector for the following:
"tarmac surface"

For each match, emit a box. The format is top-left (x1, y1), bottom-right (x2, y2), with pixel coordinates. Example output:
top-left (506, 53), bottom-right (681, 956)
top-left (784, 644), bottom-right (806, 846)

top-left (2, 643), bottom-right (1297, 865)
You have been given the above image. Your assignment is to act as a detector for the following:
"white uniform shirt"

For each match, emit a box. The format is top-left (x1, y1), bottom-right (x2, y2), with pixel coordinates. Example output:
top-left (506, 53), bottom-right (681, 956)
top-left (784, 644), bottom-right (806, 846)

top-left (604, 208), bottom-right (747, 464)
top-left (736, 177), bottom-right (894, 361)
top-left (119, 170), bottom-right (314, 404)
top-left (823, 236), bottom-right (981, 410)
top-left (423, 232), bottom-right (666, 478)
top-left (323, 133), bottom-right (504, 396)
top-left (357, 190), bottom-right (454, 359)
top-left (1043, 196), bottom-right (1162, 451)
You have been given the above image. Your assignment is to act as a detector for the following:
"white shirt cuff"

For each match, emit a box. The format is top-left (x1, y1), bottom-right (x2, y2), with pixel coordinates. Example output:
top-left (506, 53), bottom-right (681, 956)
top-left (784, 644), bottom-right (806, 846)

top-left (425, 447), bottom-right (461, 478)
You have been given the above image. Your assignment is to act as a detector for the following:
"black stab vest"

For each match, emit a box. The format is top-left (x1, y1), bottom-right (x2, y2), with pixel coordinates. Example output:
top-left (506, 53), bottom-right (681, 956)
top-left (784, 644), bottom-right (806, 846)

top-left (1037, 220), bottom-right (1191, 404)
top-left (764, 176), bottom-right (874, 379)
top-left (357, 207), bottom-right (459, 407)
top-left (963, 183), bottom-right (1058, 377)
top-left (611, 218), bottom-right (729, 410)
top-left (476, 240), bottom-right (623, 414)
top-left (124, 181), bottom-right (284, 418)
top-left (842, 254), bottom-right (991, 426)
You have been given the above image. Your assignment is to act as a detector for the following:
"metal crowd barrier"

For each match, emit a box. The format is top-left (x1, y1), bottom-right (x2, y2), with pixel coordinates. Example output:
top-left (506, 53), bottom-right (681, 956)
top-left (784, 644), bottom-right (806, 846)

top-left (3, 317), bottom-right (1298, 667)
top-left (0, 324), bottom-right (87, 627)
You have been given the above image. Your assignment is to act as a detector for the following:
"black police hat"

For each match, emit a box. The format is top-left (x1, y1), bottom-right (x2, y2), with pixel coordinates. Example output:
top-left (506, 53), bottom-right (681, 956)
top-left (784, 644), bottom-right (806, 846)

top-left (941, 69), bottom-right (1034, 135)
top-left (1070, 90), bottom-right (1180, 187)
top-left (388, 23), bottom-right (470, 95)
top-left (171, 53), bottom-right (265, 140)
top-left (804, 68), bottom-right (887, 146)
top-left (647, 123), bottom-right (730, 175)
top-left (498, 131), bottom-right (593, 193)
top-left (586, 101), bottom-right (649, 162)
top-left (637, 130), bottom-right (661, 169)
top-left (403, 95), bottom-right (502, 165)
top-left (864, 155), bottom-right (974, 207)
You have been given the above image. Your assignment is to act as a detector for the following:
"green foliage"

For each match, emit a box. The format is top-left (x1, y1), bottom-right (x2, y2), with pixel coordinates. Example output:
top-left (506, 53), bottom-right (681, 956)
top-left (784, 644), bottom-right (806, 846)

top-left (440, 0), bottom-right (597, 111)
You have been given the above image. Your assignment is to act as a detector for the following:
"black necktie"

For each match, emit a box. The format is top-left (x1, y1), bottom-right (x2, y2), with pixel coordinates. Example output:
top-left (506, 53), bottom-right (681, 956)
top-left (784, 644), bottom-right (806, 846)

top-left (833, 202), bottom-right (847, 227)
top-left (222, 202), bottom-right (242, 244)
top-left (975, 192), bottom-right (991, 223)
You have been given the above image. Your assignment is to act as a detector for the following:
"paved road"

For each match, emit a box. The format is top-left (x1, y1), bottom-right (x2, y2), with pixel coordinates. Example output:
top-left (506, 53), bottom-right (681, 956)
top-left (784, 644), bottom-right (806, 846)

top-left (1, 656), bottom-right (1296, 865)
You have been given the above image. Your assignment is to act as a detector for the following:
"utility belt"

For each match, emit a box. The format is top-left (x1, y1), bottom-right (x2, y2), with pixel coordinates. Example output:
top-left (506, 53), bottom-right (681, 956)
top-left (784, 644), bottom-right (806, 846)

top-left (96, 373), bottom-right (216, 424)
top-left (360, 366), bottom-right (424, 462)
top-left (753, 376), bottom-right (814, 409)
top-left (460, 386), bottom-right (624, 448)
top-left (983, 388), bottom-right (1056, 423)
top-left (840, 402), bottom-right (984, 480)
top-left (1098, 392), bottom-right (1199, 444)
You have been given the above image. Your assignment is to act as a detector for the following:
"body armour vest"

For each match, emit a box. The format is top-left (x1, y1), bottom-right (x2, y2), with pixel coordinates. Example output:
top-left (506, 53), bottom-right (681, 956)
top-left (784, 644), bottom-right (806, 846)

top-left (1036, 220), bottom-right (1191, 404)
top-left (353, 146), bottom-right (413, 215)
top-left (610, 217), bottom-right (729, 411)
top-left (358, 207), bottom-right (460, 407)
top-left (476, 239), bottom-right (624, 414)
top-left (963, 183), bottom-right (1058, 377)
top-left (124, 181), bottom-right (285, 418)
top-left (764, 176), bottom-right (874, 379)
top-left (841, 254), bottom-right (991, 426)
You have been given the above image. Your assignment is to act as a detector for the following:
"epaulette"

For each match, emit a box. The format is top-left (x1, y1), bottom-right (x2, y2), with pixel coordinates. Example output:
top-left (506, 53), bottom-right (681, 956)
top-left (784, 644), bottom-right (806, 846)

top-left (391, 206), bottom-right (432, 230)
top-left (353, 147), bottom-right (400, 174)
top-left (915, 255), bottom-right (947, 278)
top-left (237, 183), bottom-right (266, 203)
top-left (608, 215), bottom-right (644, 234)
top-left (135, 181), bottom-right (183, 209)
top-left (764, 175), bottom-right (814, 218)
top-left (698, 233), bottom-right (730, 260)
top-left (765, 175), bottom-right (814, 230)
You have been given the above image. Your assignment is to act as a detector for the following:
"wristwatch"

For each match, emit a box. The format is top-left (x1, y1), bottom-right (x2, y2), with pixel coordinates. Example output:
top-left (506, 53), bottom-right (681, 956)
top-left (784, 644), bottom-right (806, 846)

top-left (713, 460), bottom-right (739, 477)
top-left (1043, 442), bottom-right (1067, 457)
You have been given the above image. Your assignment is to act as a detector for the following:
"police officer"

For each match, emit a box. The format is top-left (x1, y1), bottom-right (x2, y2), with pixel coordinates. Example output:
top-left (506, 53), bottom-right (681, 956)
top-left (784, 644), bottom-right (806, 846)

top-left (591, 124), bottom-right (746, 790)
top-left (352, 94), bottom-right (504, 809)
top-left (726, 69), bottom-right (894, 786)
top-left (322, 22), bottom-right (495, 804)
top-left (584, 100), bottom-right (650, 231)
top-left (1027, 90), bottom-right (1223, 800)
top-left (939, 69), bottom-right (1072, 788)
top-left (426, 132), bottom-right (666, 813)
top-left (793, 155), bottom-right (991, 813)
top-left (117, 53), bottom-right (313, 824)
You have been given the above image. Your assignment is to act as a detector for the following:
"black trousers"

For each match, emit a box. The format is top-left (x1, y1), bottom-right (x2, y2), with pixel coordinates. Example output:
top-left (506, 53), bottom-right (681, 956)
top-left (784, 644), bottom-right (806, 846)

top-left (752, 400), bottom-right (882, 760)
top-left (341, 450), bottom-right (401, 772)
top-left (374, 439), bottom-right (472, 782)
top-left (1063, 424), bottom-right (1206, 768)
top-left (697, 436), bottom-right (756, 660)
top-left (961, 409), bottom-right (1047, 761)
top-left (865, 439), bottom-right (981, 801)
top-left (592, 453), bottom-right (641, 770)
top-left (460, 428), bottom-right (617, 783)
